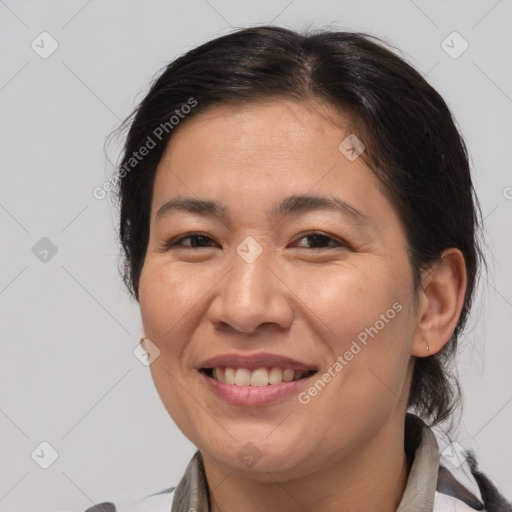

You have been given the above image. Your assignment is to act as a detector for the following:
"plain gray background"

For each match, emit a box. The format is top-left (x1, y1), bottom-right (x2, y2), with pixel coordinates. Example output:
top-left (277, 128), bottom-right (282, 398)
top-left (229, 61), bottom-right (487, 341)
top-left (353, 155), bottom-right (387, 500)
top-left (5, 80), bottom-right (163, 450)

top-left (1, 0), bottom-right (511, 510)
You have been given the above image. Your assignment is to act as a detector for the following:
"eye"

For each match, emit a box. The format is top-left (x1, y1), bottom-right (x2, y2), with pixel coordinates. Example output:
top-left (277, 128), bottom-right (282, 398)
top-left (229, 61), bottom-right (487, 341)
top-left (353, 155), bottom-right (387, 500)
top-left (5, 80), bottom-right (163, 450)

top-left (292, 232), bottom-right (347, 249)
top-left (164, 231), bottom-right (348, 250)
top-left (166, 233), bottom-right (218, 249)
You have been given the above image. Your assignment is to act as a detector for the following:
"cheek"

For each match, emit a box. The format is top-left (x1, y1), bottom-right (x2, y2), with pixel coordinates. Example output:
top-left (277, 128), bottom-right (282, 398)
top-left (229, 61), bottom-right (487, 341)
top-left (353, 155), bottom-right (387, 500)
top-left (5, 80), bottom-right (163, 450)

top-left (297, 260), bottom-right (407, 349)
top-left (138, 262), bottom-right (206, 433)
top-left (298, 262), bottom-right (414, 407)
top-left (138, 262), bottom-right (203, 353)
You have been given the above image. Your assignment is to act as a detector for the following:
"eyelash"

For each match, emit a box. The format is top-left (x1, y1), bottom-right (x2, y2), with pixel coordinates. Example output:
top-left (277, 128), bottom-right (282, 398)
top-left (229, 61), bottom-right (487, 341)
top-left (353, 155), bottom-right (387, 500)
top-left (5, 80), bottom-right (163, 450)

top-left (165, 231), bottom-right (348, 250)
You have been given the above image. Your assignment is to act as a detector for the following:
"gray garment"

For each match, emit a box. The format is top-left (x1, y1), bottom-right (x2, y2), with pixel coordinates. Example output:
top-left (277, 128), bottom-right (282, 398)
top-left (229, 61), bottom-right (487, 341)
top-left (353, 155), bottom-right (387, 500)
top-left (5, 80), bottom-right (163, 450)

top-left (86, 413), bottom-right (511, 512)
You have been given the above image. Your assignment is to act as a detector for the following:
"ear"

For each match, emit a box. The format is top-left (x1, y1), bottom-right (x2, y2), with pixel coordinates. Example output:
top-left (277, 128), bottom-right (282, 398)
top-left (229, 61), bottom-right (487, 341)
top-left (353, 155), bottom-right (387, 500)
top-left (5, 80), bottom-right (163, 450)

top-left (411, 248), bottom-right (467, 357)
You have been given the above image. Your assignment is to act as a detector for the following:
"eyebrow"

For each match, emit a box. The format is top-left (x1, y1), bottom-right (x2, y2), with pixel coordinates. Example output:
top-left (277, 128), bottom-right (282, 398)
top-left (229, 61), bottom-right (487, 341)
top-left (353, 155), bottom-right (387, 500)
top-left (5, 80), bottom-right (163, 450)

top-left (155, 194), bottom-right (369, 224)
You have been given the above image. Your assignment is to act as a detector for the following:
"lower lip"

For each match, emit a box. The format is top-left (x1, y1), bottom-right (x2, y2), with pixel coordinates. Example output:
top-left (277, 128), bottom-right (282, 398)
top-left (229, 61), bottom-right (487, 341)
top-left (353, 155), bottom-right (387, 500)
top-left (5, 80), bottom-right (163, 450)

top-left (200, 371), bottom-right (316, 406)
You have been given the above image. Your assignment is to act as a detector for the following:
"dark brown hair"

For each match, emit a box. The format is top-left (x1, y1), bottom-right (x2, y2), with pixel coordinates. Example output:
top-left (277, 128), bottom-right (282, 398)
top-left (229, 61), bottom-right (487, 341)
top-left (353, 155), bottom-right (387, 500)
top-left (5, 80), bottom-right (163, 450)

top-left (110, 26), bottom-right (484, 427)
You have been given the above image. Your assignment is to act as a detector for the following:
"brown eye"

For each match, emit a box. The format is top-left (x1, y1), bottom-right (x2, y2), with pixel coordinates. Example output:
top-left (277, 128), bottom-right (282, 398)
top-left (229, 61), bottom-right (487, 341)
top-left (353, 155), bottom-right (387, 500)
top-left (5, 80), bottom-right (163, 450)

top-left (294, 233), bottom-right (347, 249)
top-left (167, 233), bottom-right (218, 249)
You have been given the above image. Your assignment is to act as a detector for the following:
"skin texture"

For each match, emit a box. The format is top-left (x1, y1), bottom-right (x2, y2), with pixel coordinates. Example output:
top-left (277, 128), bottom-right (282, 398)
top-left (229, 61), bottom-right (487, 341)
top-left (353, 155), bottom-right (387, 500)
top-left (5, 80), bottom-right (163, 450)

top-left (138, 98), bottom-right (467, 512)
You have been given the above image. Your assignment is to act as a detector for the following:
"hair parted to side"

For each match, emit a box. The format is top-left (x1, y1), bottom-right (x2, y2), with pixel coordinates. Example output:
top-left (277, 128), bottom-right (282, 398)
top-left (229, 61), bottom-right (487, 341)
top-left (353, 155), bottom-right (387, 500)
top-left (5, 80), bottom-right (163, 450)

top-left (109, 26), bottom-right (484, 428)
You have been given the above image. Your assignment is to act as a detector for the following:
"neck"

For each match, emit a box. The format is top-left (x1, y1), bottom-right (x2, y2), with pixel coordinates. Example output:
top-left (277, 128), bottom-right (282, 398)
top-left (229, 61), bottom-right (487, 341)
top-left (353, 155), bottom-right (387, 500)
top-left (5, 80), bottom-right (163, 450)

top-left (203, 415), bottom-right (410, 512)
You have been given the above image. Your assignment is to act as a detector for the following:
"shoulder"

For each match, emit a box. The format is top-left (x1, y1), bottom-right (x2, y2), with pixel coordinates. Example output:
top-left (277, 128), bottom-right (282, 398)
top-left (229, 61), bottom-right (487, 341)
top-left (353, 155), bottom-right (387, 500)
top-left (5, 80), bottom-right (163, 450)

top-left (435, 447), bottom-right (512, 512)
top-left (83, 487), bottom-right (175, 512)
top-left (406, 413), bottom-right (511, 512)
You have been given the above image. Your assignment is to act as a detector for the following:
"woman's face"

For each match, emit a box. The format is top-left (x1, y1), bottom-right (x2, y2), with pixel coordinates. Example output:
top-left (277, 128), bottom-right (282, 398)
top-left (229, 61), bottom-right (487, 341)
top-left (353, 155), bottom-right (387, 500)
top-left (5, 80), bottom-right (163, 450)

top-left (139, 98), bottom-right (420, 480)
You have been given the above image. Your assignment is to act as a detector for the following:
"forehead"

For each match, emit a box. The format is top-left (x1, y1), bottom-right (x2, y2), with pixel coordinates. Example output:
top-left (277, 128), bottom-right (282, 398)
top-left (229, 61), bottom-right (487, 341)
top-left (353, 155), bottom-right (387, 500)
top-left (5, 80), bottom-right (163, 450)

top-left (150, 98), bottom-right (399, 233)
top-left (166, 98), bottom-right (352, 163)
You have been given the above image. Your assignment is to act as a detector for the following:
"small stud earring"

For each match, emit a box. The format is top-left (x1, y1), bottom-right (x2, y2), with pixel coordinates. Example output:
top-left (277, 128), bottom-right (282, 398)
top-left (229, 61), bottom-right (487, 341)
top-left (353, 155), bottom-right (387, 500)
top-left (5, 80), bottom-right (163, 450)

top-left (421, 332), bottom-right (430, 353)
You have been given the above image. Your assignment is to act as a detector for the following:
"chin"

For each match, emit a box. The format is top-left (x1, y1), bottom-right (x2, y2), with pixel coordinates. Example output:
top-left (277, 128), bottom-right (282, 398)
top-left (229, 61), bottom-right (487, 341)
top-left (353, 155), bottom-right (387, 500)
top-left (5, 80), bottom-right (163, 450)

top-left (200, 439), bottom-right (317, 479)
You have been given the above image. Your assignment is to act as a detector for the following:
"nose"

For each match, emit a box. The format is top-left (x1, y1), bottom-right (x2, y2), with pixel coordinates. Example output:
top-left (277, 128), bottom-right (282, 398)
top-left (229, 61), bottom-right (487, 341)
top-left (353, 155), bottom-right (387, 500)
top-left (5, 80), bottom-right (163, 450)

top-left (207, 241), bottom-right (294, 335)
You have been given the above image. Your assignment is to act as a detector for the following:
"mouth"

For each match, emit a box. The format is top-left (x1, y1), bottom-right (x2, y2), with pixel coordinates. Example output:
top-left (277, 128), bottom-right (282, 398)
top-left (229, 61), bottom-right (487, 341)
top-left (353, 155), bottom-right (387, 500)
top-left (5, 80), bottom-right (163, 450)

top-left (197, 352), bottom-right (319, 405)
top-left (199, 367), bottom-right (318, 386)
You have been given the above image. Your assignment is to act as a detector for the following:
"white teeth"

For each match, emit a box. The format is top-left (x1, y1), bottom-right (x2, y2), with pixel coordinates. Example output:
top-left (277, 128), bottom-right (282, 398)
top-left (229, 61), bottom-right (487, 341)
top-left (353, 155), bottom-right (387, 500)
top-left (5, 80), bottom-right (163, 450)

top-left (224, 367), bottom-right (236, 385)
top-left (283, 369), bottom-right (294, 382)
top-left (213, 368), bottom-right (224, 383)
top-left (268, 367), bottom-right (283, 385)
top-left (250, 368), bottom-right (269, 387)
top-left (210, 367), bottom-right (312, 386)
top-left (234, 368), bottom-right (251, 386)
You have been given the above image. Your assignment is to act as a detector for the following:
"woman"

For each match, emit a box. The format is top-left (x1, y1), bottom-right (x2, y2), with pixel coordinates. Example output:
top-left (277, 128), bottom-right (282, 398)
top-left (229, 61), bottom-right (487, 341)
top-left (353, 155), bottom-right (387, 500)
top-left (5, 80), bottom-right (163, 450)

top-left (88, 26), bottom-right (511, 512)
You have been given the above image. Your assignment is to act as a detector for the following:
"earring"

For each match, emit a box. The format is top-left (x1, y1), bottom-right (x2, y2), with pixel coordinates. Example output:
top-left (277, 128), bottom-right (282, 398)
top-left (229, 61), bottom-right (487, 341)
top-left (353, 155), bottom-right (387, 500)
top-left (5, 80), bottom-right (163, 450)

top-left (421, 332), bottom-right (430, 353)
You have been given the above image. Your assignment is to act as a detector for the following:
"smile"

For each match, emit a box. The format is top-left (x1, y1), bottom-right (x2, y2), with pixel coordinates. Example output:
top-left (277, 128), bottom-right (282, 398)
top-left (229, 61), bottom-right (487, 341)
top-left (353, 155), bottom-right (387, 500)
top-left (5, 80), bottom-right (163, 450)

top-left (201, 367), bottom-right (316, 386)
top-left (199, 368), bottom-right (318, 406)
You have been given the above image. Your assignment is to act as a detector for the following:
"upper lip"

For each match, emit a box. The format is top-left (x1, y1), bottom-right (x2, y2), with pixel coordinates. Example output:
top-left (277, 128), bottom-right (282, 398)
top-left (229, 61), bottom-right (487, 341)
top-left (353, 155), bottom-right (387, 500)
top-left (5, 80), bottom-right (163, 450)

top-left (198, 352), bottom-right (318, 372)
